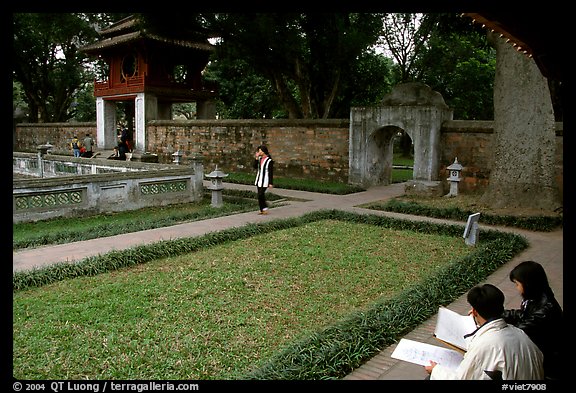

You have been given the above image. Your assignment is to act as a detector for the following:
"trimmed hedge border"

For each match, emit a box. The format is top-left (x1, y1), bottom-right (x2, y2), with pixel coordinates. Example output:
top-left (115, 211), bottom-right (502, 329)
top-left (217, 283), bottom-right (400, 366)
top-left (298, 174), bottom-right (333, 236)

top-left (365, 199), bottom-right (563, 231)
top-left (12, 209), bottom-right (529, 380)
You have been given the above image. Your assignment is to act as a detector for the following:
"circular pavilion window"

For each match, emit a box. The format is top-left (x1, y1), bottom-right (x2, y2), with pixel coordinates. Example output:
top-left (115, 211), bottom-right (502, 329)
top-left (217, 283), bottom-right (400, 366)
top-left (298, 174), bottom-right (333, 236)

top-left (121, 53), bottom-right (138, 81)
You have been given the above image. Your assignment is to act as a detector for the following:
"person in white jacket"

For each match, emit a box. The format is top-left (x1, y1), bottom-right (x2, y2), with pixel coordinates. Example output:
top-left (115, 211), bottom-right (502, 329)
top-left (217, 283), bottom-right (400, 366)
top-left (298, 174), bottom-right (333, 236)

top-left (425, 283), bottom-right (544, 380)
top-left (254, 145), bottom-right (274, 215)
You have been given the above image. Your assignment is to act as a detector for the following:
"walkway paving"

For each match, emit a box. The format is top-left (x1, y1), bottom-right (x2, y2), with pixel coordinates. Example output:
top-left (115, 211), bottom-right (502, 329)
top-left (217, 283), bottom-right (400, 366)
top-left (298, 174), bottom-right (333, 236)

top-left (12, 182), bottom-right (563, 380)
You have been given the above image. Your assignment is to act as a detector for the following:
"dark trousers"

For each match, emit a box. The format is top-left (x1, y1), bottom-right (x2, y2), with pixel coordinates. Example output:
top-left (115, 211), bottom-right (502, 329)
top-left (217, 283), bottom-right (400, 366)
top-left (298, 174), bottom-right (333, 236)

top-left (257, 187), bottom-right (268, 211)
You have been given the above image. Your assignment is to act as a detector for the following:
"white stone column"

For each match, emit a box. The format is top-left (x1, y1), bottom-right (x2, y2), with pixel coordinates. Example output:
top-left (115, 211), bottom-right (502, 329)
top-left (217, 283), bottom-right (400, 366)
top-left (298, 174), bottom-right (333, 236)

top-left (134, 92), bottom-right (159, 153)
top-left (96, 97), bottom-right (117, 150)
top-left (134, 93), bottom-right (146, 152)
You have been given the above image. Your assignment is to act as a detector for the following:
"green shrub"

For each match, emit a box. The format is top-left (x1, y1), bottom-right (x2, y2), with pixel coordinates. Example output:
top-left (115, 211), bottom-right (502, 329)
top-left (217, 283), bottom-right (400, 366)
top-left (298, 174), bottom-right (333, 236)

top-left (366, 199), bottom-right (562, 231)
top-left (225, 172), bottom-right (365, 195)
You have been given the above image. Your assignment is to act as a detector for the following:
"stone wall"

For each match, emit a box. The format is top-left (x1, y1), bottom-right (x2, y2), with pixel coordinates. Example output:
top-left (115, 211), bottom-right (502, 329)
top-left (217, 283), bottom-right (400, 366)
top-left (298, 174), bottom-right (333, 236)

top-left (440, 121), bottom-right (495, 193)
top-left (15, 120), bottom-right (351, 183)
top-left (14, 122), bottom-right (97, 155)
top-left (145, 119), bottom-right (350, 182)
top-left (14, 119), bottom-right (563, 197)
top-left (440, 120), bottom-right (563, 199)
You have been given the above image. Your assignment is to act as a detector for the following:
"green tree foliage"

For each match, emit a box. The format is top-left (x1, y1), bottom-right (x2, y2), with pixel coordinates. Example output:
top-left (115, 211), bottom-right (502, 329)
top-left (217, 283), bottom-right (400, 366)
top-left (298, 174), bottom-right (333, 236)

top-left (13, 81), bottom-right (27, 120)
top-left (12, 13), bottom-right (128, 123)
top-left (378, 13), bottom-right (433, 83)
top-left (13, 12), bottom-right (496, 123)
top-left (414, 16), bottom-right (496, 120)
top-left (149, 13), bottom-right (390, 119)
top-left (203, 57), bottom-right (287, 119)
top-left (332, 50), bottom-right (396, 115)
top-left (204, 43), bottom-right (395, 119)
top-left (377, 13), bottom-right (495, 120)
top-left (71, 82), bottom-right (98, 122)
top-left (172, 103), bottom-right (198, 120)
top-left (208, 12), bottom-right (493, 120)
top-left (427, 46), bottom-right (495, 120)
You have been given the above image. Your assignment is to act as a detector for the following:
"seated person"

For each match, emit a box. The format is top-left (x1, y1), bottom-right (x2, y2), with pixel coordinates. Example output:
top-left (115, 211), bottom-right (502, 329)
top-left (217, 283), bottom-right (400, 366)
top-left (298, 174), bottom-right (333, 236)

top-left (80, 147), bottom-right (92, 158)
top-left (425, 284), bottom-right (544, 380)
top-left (502, 261), bottom-right (563, 380)
top-left (107, 146), bottom-right (125, 160)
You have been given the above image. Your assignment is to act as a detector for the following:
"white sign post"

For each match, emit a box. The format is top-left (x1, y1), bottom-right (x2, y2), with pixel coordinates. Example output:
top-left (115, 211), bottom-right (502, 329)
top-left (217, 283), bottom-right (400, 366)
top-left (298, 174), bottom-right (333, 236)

top-left (463, 213), bottom-right (481, 246)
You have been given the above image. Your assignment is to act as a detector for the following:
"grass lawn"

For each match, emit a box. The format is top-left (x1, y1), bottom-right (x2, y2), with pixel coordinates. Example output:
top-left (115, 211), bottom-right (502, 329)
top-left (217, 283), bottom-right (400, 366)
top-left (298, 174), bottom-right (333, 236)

top-left (14, 159), bottom-right (536, 380)
top-left (13, 219), bottom-right (472, 380)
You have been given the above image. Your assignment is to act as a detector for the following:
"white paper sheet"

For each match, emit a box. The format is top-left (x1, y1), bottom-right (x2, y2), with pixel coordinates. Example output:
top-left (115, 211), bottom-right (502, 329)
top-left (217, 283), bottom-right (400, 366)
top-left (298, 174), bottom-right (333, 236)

top-left (391, 338), bottom-right (464, 370)
top-left (434, 307), bottom-right (477, 351)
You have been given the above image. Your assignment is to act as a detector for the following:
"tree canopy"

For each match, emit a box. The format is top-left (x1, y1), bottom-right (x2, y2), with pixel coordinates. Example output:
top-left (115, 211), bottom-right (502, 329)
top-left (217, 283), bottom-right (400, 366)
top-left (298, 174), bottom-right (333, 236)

top-left (13, 12), bottom-right (497, 122)
top-left (142, 13), bottom-right (390, 119)
top-left (12, 13), bottom-right (129, 123)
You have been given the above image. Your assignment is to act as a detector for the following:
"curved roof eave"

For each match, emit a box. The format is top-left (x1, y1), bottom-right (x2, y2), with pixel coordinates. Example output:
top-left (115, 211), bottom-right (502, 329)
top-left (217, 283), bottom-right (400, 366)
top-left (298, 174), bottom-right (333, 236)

top-left (80, 31), bottom-right (214, 55)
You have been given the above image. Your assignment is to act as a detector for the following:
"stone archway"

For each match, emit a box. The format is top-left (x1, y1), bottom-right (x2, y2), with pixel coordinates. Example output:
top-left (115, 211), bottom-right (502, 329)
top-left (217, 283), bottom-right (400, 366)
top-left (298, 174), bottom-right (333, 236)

top-left (349, 82), bottom-right (453, 190)
top-left (364, 125), bottom-right (400, 185)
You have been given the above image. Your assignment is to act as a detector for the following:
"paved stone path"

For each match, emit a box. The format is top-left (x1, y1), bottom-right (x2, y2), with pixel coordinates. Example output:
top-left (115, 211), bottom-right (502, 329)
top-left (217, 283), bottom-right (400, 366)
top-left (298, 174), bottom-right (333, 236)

top-left (12, 181), bottom-right (563, 380)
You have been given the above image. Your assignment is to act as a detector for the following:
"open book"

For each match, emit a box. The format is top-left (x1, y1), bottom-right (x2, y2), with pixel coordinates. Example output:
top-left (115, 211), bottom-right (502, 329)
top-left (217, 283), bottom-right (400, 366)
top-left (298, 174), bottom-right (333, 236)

top-left (391, 307), bottom-right (477, 370)
top-left (434, 307), bottom-right (477, 352)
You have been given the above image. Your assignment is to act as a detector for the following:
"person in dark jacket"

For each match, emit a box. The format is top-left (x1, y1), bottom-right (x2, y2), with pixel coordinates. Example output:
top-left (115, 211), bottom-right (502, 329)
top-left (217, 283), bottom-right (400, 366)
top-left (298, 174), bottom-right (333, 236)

top-left (502, 260), bottom-right (563, 380)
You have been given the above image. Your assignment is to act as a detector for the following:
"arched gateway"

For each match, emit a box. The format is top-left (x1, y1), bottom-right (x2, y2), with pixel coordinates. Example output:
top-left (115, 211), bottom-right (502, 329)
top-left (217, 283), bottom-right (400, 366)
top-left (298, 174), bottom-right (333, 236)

top-left (348, 82), bottom-right (453, 189)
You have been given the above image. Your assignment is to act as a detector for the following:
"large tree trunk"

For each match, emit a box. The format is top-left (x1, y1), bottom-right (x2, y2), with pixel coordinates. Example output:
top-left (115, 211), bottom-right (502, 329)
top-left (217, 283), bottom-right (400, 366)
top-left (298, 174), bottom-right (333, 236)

top-left (271, 73), bottom-right (302, 119)
top-left (480, 31), bottom-right (561, 211)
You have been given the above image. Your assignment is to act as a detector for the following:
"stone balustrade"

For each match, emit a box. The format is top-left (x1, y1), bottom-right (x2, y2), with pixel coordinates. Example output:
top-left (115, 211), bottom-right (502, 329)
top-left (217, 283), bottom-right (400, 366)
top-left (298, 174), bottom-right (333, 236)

top-left (13, 153), bottom-right (204, 223)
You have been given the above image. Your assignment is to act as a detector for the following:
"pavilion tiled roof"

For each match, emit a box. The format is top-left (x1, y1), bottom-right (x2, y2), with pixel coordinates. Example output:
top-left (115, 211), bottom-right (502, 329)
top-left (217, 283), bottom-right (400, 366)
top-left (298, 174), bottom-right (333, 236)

top-left (98, 15), bottom-right (137, 37)
top-left (81, 30), bottom-right (214, 54)
top-left (80, 15), bottom-right (213, 55)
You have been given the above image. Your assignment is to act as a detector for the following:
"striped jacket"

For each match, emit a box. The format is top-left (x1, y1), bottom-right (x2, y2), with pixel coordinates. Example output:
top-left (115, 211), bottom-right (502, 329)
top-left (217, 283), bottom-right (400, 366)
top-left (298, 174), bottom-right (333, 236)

top-left (254, 156), bottom-right (273, 187)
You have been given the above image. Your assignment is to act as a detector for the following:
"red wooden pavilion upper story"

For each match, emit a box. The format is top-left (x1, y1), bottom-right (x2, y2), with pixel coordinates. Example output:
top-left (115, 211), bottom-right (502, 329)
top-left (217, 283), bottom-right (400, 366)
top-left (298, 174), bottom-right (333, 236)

top-left (81, 15), bottom-right (217, 102)
top-left (80, 15), bottom-right (218, 154)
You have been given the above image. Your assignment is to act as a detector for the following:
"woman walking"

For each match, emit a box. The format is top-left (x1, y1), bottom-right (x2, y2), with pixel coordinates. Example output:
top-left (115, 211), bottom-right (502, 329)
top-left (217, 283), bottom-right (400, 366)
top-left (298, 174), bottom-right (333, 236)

top-left (254, 145), bottom-right (274, 215)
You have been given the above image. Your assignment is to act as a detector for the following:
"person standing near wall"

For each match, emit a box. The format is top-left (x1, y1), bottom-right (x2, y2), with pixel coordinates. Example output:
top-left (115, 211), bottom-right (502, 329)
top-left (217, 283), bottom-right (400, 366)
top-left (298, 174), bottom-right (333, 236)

top-left (254, 145), bottom-right (274, 215)
top-left (70, 135), bottom-right (81, 157)
top-left (82, 133), bottom-right (95, 157)
top-left (120, 128), bottom-right (133, 152)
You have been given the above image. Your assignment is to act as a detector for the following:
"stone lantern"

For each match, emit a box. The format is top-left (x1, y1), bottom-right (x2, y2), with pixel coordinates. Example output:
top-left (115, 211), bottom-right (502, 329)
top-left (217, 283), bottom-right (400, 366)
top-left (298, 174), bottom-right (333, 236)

top-left (205, 165), bottom-right (228, 207)
top-left (172, 150), bottom-right (183, 165)
top-left (445, 157), bottom-right (463, 197)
